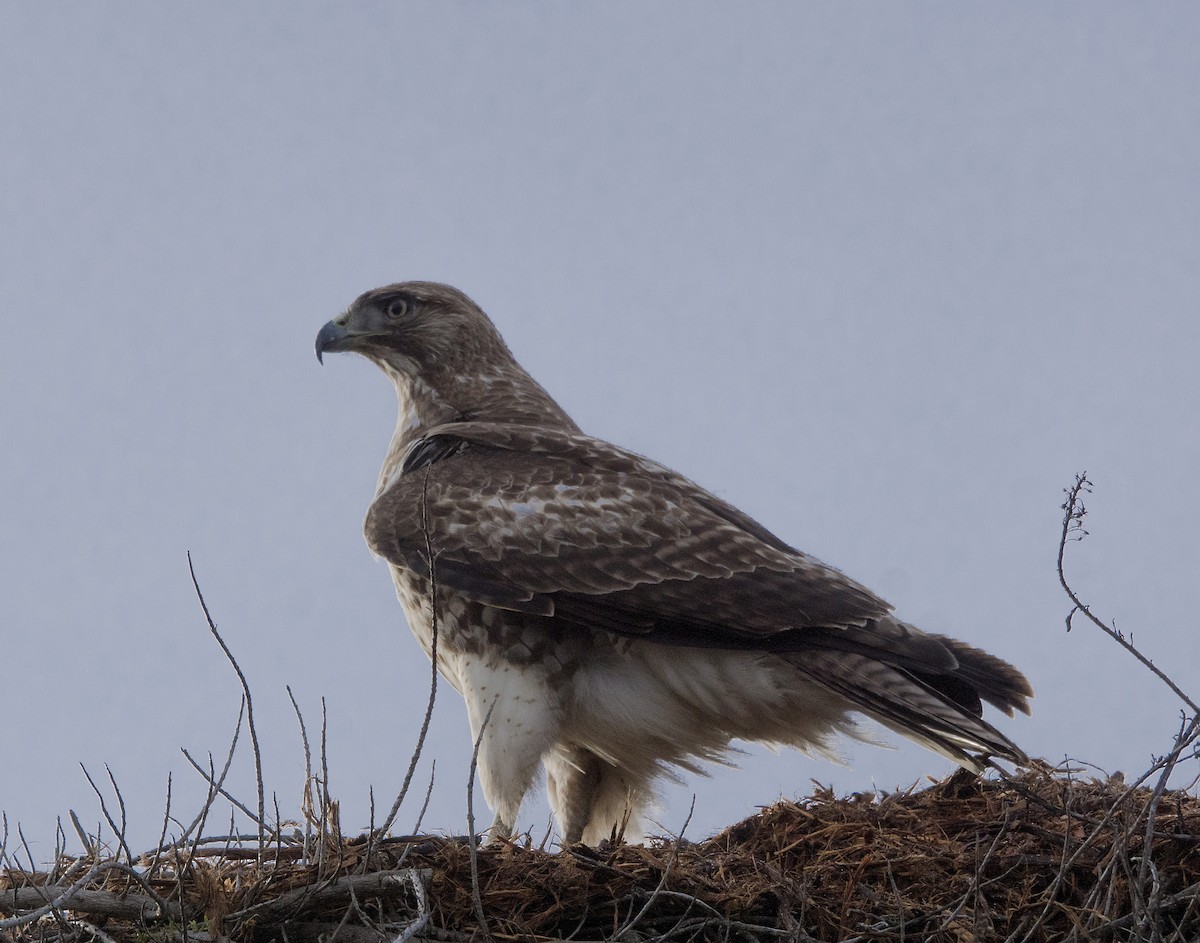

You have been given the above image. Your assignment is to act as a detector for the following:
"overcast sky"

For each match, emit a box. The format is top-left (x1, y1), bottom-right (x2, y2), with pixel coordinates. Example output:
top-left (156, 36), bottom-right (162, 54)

top-left (2, 4), bottom-right (1198, 856)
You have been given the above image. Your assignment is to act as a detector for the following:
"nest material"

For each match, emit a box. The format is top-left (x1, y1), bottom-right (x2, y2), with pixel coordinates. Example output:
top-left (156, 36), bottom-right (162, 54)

top-left (3, 763), bottom-right (1198, 942)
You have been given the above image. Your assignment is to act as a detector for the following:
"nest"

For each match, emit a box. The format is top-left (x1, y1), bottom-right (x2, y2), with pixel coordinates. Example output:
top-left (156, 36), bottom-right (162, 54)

top-left (3, 762), bottom-right (1198, 942)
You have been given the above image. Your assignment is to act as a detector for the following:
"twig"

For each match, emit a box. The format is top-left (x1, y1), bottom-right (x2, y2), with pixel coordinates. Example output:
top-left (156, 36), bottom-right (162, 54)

top-left (1063, 880), bottom-right (1200, 942)
top-left (1136, 712), bottom-right (1200, 928)
top-left (287, 684), bottom-right (315, 859)
top-left (375, 466), bottom-right (443, 844)
top-left (329, 880), bottom-right (372, 943)
top-left (1058, 475), bottom-right (1199, 714)
top-left (1058, 473), bottom-right (1200, 935)
top-left (934, 806), bottom-right (1014, 937)
top-left (66, 810), bottom-right (96, 860)
top-left (394, 763), bottom-right (438, 874)
top-left (145, 773), bottom-right (173, 877)
top-left (405, 866), bottom-right (429, 926)
top-left (50, 819), bottom-right (67, 884)
top-left (395, 911), bottom-right (432, 942)
top-left (162, 696), bottom-right (245, 853)
top-left (15, 827), bottom-right (39, 887)
top-left (105, 767), bottom-right (130, 868)
top-left (77, 758), bottom-right (132, 863)
top-left (188, 551), bottom-right (267, 857)
top-left (180, 747), bottom-right (263, 828)
top-left (179, 752), bottom-right (221, 906)
top-left (318, 696), bottom-right (332, 878)
top-left (466, 699), bottom-right (497, 941)
top-left (0, 814), bottom-right (11, 871)
top-left (615, 796), bottom-right (697, 940)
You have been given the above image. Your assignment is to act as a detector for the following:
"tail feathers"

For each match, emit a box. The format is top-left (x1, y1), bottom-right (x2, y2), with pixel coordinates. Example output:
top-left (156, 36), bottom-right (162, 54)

top-left (927, 633), bottom-right (1034, 718)
top-left (767, 618), bottom-right (1033, 722)
top-left (786, 649), bottom-right (1029, 769)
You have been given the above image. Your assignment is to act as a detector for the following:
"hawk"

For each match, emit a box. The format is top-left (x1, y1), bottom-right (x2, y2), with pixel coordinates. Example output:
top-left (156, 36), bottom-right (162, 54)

top-left (316, 282), bottom-right (1031, 845)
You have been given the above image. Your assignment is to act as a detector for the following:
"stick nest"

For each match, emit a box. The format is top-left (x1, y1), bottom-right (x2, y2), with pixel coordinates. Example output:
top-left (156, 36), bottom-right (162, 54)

top-left (3, 762), bottom-right (1198, 942)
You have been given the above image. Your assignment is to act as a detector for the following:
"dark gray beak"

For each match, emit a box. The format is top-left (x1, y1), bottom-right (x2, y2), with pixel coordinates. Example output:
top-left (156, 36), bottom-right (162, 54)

top-left (315, 320), bottom-right (351, 364)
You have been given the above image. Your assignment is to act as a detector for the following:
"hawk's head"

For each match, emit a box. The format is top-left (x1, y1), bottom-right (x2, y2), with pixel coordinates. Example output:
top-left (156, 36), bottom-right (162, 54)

top-left (316, 281), bottom-right (579, 432)
top-left (315, 281), bottom-right (511, 376)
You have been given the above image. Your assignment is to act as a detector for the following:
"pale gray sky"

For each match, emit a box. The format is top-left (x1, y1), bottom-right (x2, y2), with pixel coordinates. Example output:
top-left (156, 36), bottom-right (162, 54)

top-left (2, 4), bottom-right (1197, 855)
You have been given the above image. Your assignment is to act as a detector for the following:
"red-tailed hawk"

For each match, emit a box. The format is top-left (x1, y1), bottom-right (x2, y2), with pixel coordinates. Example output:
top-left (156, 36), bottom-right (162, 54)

top-left (316, 282), bottom-right (1031, 844)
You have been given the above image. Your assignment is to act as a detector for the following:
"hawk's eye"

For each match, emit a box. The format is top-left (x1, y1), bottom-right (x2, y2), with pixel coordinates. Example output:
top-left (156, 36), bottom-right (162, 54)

top-left (384, 297), bottom-right (410, 320)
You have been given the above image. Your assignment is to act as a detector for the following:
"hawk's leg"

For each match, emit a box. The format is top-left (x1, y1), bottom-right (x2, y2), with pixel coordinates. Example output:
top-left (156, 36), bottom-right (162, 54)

top-left (461, 657), bottom-right (560, 844)
top-left (545, 746), bottom-right (605, 844)
top-left (545, 746), bottom-right (638, 845)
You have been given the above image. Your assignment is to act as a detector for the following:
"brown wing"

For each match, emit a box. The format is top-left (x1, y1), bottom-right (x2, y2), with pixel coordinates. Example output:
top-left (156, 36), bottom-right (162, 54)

top-left (366, 425), bottom-right (989, 680)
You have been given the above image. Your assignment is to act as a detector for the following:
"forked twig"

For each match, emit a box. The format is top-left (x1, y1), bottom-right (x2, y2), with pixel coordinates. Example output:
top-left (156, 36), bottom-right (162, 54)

top-left (1058, 475), bottom-right (1198, 714)
top-left (161, 696), bottom-right (245, 853)
top-left (180, 748), bottom-right (262, 828)
top-left (77, 765), bottom-right (131, 865)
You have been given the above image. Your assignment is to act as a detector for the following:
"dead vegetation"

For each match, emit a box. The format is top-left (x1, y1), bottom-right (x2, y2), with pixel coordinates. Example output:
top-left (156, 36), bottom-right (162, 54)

top-left (2, 475), bottom-right (1196, 942)
top-left (2, 764), bottom-right (1197, 942)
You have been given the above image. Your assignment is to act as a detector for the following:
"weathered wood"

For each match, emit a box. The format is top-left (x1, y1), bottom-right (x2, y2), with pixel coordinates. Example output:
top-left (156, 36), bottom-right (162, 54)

top-left (0, 883), bottom-right (181, 923)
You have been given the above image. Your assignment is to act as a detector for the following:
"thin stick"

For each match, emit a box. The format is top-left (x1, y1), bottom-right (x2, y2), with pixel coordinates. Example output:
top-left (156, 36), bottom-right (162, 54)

top-left (467, 699), bottom-right (497, 942)
top-left (179, 748), bottom-right (262, 826)
top-left (188, 551), bottom-right (267, 857)
top-left (1058, 475), bottom-right (1199, 713)
top-left (376, 466), bottom-right (442, 841)
top-left (104, 766), bottom-right (130, 866)
top-left (1058, 473), bottom-right (1200, 931)
top-left (161, 696), bottom-right (245, 853)
top-left (615, 796), bottom-right (696, 939)
top-left (78, 765), bottom-right (132, 866)
top-left (145, 773), bottom-right (173, 878)
top-left (394, 763), bottom-right (439, 873)
top-left (67, 810), bottom-right (95, 859)
top-left (287, 685), bottom-right (315, 858)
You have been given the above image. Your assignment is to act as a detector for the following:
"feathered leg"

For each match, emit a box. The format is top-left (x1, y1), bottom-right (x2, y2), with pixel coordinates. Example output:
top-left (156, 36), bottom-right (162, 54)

top-left (460, 658), bottom-right (560, 843)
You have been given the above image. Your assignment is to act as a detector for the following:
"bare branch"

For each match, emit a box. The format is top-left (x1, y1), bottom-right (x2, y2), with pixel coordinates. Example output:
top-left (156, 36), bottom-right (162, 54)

top-left (188, 551), bottom-right (267, 857)
top-left (226, 868), bottom-right (432, 926)
top-left (375, 466), bottom-right (443, 844)
top-left (286, 684), bottom-right (315, 859)
top-left (1057, 474), bottom-right (1199, 713)
top-left (144, 773), bottom-right (173, 877)
top-left (0, 862), bottom-right (180, 929)
top-left (466, 699), bottom-right (497, 942)
top-left (615, 795), bottom-right (696, 940)
top-left (163, 695), bottom-right (245, 853)
top-left (179, 748), bottom-right (262, 828)
top-left (76, 758), bottom-right (130, 863)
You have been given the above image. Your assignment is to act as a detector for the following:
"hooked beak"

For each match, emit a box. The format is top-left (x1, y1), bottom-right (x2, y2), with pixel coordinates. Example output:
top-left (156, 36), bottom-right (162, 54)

top-left (314, 319), bottom-right (351, 364)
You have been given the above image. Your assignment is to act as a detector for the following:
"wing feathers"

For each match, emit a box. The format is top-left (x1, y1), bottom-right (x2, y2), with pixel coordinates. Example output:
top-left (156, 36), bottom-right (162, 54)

top-left (789, 651), bottom-right (1028, 767)
top-left (365, 421), bottom-right (1031, 767)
